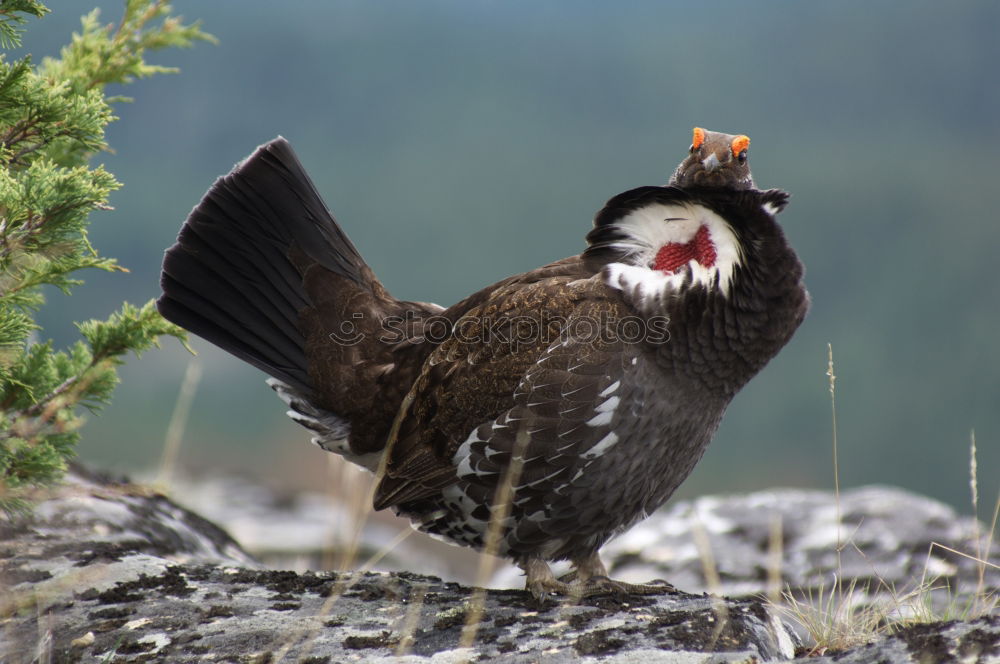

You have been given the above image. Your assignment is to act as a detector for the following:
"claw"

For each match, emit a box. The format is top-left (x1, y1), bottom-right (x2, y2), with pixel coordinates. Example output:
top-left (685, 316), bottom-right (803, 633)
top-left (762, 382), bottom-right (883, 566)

top-left (522, 558), bottom-right (573, 603)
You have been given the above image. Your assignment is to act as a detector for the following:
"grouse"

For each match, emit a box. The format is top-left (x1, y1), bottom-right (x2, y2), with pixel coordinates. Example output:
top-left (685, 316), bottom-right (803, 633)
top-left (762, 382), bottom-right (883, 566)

top-left (157, 127), bottom-right (809, 599)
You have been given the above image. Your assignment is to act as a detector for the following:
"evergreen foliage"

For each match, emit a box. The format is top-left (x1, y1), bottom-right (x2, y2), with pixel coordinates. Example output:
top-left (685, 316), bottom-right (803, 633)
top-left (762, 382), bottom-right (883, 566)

top-left (0, 0), bottom-right (211, 515)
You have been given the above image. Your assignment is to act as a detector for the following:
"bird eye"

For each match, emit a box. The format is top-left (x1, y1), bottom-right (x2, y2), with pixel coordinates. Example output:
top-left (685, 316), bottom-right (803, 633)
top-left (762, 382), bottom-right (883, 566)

top-left (737, 150), bottom-right (747, 164)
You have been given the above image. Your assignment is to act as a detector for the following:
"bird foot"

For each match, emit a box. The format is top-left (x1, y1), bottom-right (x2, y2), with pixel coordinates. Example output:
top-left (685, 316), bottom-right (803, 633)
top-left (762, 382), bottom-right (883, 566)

top-left (524, 559), bottom-right (673, 603)
top-left (525, 575), bottom-right (575, 602)
top-left (582, 576), bottom-right (675, 598)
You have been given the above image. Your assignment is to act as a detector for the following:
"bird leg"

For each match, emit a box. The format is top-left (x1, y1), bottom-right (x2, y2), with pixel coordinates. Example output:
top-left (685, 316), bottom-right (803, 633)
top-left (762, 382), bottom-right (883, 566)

top-left (521, 553), bottom-right (674, 602)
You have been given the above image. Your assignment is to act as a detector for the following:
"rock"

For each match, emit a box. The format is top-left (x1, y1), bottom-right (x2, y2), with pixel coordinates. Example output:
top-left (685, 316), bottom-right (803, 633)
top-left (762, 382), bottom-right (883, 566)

top-left (1, 464), bottom-right (255, 569)
top-left (1, 467), bottom-right (997, 663)
top-left (599, 487), bottom-right (998, 620)
top-left (793, 616), bottom-right (1000, 663)
top-left (0, 465), bottom-right (797, 662)
top-left (2, 564), bottom-right (799, 663)
top-left (173, 471), bottom-right (993, 605)
top-left (154, 470), bottom-right (462, 578)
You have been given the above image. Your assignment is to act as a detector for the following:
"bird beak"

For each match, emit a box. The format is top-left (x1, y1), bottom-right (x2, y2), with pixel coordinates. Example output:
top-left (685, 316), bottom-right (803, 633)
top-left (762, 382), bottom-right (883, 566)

top-left (701, 153), bottom-right (722, 172)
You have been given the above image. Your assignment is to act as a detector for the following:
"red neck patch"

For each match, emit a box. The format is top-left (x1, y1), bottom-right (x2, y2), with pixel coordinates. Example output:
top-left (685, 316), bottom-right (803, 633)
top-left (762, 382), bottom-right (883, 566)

top-left (652, 225), bottom-right (717, 274)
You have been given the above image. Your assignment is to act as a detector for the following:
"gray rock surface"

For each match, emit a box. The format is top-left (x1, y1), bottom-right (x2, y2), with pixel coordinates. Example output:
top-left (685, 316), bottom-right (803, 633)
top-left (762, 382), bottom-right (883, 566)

top-left (0, 466), bottom-right (796, 662)
top-left (3, 464), bottom-right (256, 569)
top-left (1, 466), bottom-right (997, 663)
top-left (601, 486), bottom-right (998, 614)
top-left (792, 615), bottom-right (1000, 663)
top-left (156, 470), bottom-right (463, 579)
top-left (4, 563), bottom-right (798, 663)
top-left (165, 469), bottom-right (996, 610)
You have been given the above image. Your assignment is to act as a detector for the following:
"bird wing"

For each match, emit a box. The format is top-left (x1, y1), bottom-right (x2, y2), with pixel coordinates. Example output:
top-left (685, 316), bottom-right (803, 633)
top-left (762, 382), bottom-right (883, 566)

top-left (373, 273), bottom-right (637, 512)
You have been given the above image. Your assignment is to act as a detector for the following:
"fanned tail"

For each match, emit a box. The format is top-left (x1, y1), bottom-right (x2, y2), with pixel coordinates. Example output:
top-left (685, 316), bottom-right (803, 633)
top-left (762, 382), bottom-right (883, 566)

top-left (157, 137), bottom-right (371, 395)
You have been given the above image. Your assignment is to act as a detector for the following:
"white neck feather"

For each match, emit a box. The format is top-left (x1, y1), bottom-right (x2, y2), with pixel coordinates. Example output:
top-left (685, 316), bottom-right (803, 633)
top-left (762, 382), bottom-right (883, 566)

top-left (601, 202), bottom-right (743, 312)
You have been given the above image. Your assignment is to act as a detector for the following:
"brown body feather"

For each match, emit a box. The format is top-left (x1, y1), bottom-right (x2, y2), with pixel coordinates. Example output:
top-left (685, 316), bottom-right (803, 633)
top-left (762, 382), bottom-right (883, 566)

top-left (376, 258), bottom-right (601, 507)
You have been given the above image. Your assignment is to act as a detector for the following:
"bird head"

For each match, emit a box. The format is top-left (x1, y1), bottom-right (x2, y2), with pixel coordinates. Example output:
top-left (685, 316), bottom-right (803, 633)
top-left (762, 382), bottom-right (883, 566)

top-left (669, 127), bottom-right (754, 190)
top-left (585, 127), bottom-right (778, 306)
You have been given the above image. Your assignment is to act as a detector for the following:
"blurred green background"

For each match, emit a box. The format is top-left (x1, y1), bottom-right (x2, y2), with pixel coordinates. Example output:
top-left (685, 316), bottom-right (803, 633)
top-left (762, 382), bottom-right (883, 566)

top-left (20, 1), bottom-right (998, 513)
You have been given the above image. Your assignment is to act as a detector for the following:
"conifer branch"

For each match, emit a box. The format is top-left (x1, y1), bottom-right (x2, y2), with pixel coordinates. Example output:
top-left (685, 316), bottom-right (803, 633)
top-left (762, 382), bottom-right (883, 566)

top-left (0, 0), bottom-right (211, 515)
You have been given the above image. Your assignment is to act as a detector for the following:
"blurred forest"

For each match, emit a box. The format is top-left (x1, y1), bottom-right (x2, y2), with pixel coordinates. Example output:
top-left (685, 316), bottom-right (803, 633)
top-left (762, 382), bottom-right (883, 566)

top-left (17, 0), bottom-right (999, 514)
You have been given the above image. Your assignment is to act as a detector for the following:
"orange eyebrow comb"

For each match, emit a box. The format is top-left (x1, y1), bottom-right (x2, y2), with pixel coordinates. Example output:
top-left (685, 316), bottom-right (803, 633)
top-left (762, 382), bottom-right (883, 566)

top-left (730, 135), bottom-right (750, 157)
top-left (691, 127), bottom-right (706, 150)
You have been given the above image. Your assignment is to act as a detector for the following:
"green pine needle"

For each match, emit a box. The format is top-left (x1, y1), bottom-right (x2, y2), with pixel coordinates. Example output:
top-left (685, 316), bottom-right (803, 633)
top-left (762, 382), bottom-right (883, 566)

top-left (0, 0), bottom-right (210, 516)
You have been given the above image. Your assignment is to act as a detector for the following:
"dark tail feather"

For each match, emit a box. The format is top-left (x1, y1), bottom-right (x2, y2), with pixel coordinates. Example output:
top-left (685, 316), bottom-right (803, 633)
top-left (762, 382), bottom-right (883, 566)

top-left (157, 137), bottom-right (369, 394)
